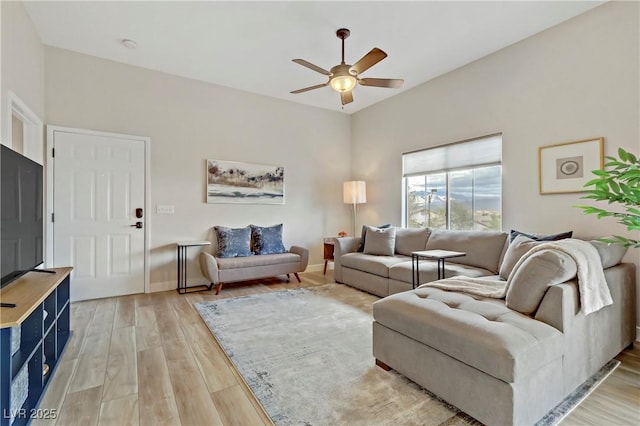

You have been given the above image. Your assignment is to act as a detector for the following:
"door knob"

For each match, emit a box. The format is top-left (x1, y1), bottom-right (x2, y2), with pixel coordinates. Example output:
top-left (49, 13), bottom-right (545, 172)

top-left (130, 222), bottom-right (143, 229)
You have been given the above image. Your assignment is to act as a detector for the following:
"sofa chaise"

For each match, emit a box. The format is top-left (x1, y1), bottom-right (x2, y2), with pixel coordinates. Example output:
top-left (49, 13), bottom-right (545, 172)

top-left (334, 226), bottom-right (636, 425)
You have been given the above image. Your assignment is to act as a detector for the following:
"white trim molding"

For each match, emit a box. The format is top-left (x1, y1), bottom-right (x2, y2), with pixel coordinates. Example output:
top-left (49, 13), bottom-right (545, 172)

top-left (6, 91), bottom-right (44, 164)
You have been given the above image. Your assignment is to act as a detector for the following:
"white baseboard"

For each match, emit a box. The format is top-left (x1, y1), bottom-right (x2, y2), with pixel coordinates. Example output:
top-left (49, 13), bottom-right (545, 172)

top-left (149, 280), bottom-right (177, 293)
top-left (306, 263), bottom-right (326, 273)
top-left (636, 326), bottom-right (640, 342)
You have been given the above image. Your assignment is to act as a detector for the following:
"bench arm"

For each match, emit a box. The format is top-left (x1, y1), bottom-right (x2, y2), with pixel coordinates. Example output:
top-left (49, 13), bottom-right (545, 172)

top-left (290, 245), bottom-right (309, 271)
top-left (199, 252), bottom-right (220, 284)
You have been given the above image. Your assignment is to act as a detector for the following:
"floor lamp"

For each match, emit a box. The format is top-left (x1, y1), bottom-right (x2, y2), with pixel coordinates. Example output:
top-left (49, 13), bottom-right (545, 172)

top-left (343, 181), bottom-right (366, 236)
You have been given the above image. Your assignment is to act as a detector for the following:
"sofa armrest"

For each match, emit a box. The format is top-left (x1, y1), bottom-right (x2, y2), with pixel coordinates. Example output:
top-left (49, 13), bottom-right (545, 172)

top-left (199, 252), bottom-right (220, 284)
top-left (534, 280), bottom-right (579, 333)
top-left (289, 245), bottom-right (309, 271)
top-left (333, 237), bottom-right (361, 283)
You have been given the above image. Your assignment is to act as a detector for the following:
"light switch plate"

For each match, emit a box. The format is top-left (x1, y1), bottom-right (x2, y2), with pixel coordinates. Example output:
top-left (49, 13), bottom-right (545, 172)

top-left (156, 205), bottom-right (175, 214)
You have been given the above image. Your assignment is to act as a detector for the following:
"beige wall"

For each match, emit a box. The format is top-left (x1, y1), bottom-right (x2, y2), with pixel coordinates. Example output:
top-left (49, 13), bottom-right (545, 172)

top-left (352, 1), bottom-right (640, 325)
top-left (1, 1), bottom-right (45, 144)
top-left (44, 47), bottom-right (352, 289)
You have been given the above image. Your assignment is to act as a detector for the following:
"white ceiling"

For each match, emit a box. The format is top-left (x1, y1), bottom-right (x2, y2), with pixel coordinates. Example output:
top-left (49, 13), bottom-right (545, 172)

top-left (23, 1), bottom-right (605, 114)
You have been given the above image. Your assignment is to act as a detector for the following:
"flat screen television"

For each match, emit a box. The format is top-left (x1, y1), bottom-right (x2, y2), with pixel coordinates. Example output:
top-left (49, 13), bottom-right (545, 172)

top-left (1, 144), bottom-right (44, 288)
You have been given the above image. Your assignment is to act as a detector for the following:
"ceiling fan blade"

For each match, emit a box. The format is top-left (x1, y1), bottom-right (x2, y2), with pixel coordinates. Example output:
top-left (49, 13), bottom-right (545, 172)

top-left (341, 91), bottom-right (353, 106)
top-left (290, 83), bottom-right (329, 94)
top-left (351, 48), bottom-right (387, 75)
top-left (359, 78), bottom-right (404, 89)
top-left (292, 59), bottom-right (331, 76)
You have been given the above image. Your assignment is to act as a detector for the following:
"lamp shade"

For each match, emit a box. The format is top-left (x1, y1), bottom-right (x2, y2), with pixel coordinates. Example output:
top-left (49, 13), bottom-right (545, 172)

top-left (343, 181), bottom-right (366, 204)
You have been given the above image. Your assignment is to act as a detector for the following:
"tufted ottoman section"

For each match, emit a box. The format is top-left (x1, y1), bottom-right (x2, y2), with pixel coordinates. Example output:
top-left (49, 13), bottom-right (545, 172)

top-left (373, 287), bottom-right (563, 383)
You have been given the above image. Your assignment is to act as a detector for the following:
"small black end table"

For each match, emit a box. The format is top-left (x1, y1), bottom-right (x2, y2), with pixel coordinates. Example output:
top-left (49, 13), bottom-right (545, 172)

top-left (411, 250), bottom-right (466, 289)
top-left (177, 241), bottom-right (212, 294)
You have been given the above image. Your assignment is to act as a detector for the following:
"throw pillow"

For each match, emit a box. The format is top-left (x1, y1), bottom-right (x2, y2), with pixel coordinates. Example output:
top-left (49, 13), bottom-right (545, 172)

top-left (214, 226), bottom-right (252, 258)
top-left (509, 229), bottom-right (573, 243)
top-left (499, 235), bottom-right (542, 280)
top-left (506, 249), bottom-right (577, 315)
top-left (250, 224), bottom-right (287, 255)
top-left (395, 227), bottom-right (430, 256)
top-left (363, 227), bottom-right (396, 256)
top-left (357, 223), bottom-right (392, 252)
top-left (589, 240), bottom-right (628, 269)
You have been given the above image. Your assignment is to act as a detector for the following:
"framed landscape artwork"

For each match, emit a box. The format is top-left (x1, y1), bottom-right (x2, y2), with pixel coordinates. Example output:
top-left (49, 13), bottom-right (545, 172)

top-left (206, 159), bottom-right (284, 204)
top-left (538, 138), bottom-right (604, 194)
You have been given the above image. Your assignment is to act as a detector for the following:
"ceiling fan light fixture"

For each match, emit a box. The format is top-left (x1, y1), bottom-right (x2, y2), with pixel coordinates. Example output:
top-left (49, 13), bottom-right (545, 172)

top-left (329, 64), bottom-right (357, 93)
top-left (330, 75), bottom-right (357, 93)
top-left (290, 28), bottom-right (403, 106)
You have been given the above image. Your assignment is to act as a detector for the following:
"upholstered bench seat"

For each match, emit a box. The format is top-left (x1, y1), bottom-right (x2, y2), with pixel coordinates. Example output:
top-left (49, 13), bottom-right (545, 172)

top-left (373, 287), bottom-right (564, 383)
top-left (216, 252), bottom-right (301, 269)
top-left (200, 246), bottom-right (309, 294)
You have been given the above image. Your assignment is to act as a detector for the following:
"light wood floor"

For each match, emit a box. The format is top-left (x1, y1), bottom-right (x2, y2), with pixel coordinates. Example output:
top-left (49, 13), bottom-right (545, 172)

top-left (34, 271), bottom-right (639, 426)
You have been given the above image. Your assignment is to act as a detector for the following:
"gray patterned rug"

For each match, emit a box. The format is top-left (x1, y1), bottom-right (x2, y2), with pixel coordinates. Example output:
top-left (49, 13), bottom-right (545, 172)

top-left (194, 284), bottom-right (619, 426)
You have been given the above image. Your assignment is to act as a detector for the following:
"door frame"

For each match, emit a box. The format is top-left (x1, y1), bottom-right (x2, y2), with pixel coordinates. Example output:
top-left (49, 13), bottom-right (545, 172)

top-left (7, 91), bottom-right (44, 164)
top-left (46, 125), bottom-right (151, 294)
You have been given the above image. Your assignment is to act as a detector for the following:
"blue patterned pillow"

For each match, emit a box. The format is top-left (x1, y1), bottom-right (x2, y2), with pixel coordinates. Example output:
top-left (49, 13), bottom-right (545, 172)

top-left (214, 226), bottom-right (252, 258)
top-left (250, 224), bottom-right (287, 255)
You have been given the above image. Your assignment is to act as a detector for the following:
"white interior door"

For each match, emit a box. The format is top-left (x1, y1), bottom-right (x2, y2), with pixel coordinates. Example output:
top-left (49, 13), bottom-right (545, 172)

top-left (52, 129), bottom-right (147, 301)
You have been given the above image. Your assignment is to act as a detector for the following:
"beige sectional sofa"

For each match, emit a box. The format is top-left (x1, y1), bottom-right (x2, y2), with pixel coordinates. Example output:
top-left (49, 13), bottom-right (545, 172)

top-left (334, 226), bottom-right (636, 425)
top-left (334, 228), bottom-right (508, 296)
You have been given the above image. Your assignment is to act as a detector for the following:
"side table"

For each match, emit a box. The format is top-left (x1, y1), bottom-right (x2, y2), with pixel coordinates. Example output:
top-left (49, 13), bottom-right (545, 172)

top-left (411, 249), bottom-right (466, 289)
top-left (177, 241), bottom-right (212, 294)
top-left (323, 238), bottom-right (336, 275)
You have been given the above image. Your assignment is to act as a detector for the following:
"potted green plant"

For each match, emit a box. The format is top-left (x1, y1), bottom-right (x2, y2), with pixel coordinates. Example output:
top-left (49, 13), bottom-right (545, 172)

top-left (576, 147), bottom-right (640, 247)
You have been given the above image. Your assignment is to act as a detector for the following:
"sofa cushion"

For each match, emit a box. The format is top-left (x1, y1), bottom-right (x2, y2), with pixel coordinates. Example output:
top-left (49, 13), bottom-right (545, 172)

top-left (499, 235), bottom-right (542, 280)
top-left (216, 252), bottom-right (300, 270)
top-left (364, 226), bottom-right (396, 256)
top-left (358, 224), bottom-right (392, 252)
top-left (373, 287), bottom-right (563, 383)
top-left (341, 253), bottom-right (409, 278)
top-left (589, 240), bottom-right (627, 268)
top-left (425, 229), bottom-right (507, 273)
top-left (388, 261), bottom-right (493, 286)
top-left (214, 226), bottom-right (252, 258)
top-left (509, 229), bottom-right (573, 243)
top-left (250, 224), bottom-right (287, 255)
top-left (395, 227), bottom-right (430, 256)
top-left (506, 250), bottom-right (578, 314)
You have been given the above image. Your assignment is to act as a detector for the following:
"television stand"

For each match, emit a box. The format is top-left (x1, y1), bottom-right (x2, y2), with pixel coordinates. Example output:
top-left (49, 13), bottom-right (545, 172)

top-left (0, 267), bottom-right (73, 426)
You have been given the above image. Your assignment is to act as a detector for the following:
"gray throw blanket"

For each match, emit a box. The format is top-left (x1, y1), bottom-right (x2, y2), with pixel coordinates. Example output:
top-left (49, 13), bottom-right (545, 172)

top-left (419, 239), bottom-right (613, 315)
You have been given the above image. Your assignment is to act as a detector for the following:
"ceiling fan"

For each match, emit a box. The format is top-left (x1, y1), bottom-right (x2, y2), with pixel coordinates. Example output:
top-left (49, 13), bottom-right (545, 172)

top-left (291, 28), bottom-right (404, 106)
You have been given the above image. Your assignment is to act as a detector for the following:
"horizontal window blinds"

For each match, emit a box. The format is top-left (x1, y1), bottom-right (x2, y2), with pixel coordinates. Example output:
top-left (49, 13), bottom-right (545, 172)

top-left (403, 133), bottom-right (502, 177)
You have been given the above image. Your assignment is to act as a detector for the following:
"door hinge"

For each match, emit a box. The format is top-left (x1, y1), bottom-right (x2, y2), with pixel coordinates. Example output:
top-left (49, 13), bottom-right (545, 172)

top-left (52, 148), bottom-right (55, 157)
top-left (51, 213), bottom-right (54, 223)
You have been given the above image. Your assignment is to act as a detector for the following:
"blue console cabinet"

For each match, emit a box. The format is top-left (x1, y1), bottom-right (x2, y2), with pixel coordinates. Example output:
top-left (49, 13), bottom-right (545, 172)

top-left (0, 268), bottom-right (72, 426)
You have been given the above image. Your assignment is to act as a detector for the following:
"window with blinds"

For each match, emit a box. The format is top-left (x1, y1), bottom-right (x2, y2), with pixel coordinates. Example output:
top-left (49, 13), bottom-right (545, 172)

top-left (402, 133), bottom-right (502, 231)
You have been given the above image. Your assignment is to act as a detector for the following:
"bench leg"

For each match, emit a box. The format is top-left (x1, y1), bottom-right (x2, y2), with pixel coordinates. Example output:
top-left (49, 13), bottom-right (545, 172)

top-left (376, 359), bottom-right (391, 371)
top-left (294, 272), bottom-right (301, 283)
top-left (215, 283), bottom-right (223, 295)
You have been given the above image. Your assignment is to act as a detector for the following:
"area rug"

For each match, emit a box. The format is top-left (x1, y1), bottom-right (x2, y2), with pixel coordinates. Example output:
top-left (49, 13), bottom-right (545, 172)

top-left (194, 284), bottom-right (619, 426)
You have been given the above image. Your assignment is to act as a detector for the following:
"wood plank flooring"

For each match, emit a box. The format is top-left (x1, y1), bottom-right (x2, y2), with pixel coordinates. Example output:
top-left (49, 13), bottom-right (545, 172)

top-left (37, 271), bottom-right (639, 425)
